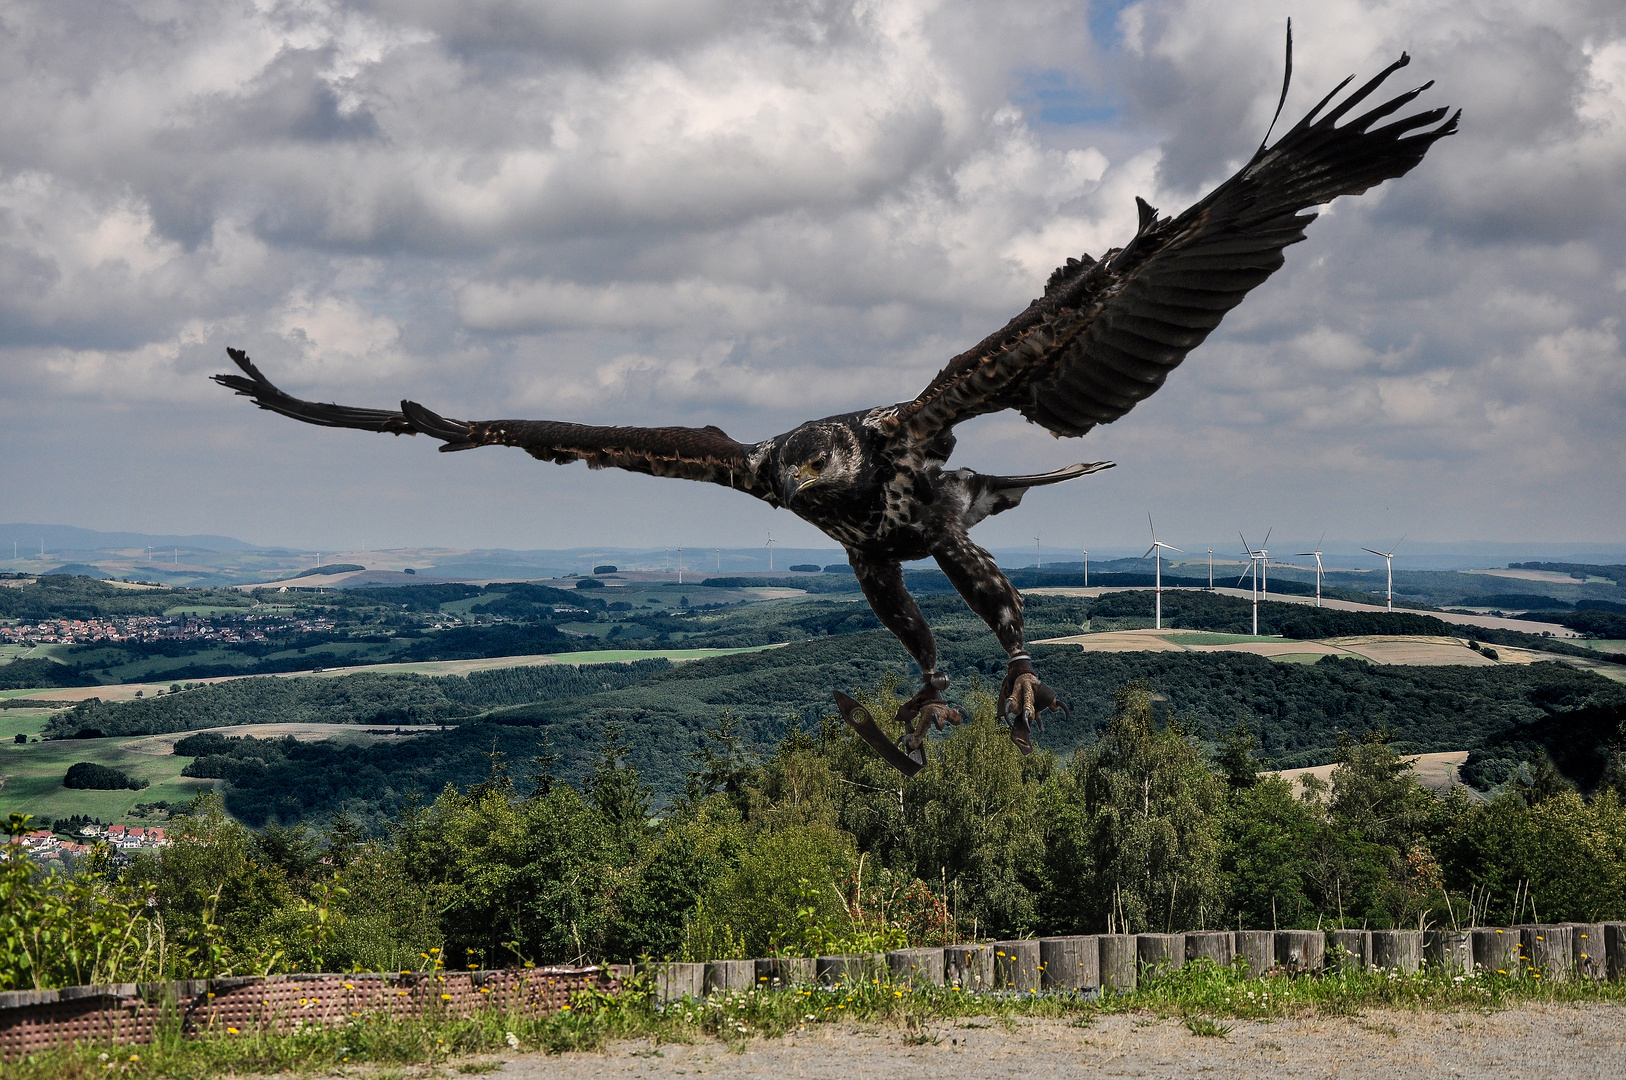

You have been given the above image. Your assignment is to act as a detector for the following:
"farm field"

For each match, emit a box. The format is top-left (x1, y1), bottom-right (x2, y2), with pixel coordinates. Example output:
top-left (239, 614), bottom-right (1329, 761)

top-left (1025, 586), bottom-right (1577, 637)
top-left (1034, 628), bottom-right (1503, 667)
top-left (1276, 750), bottom-right (1472, 795)
top-left (0, 711), bottom-right (215, 822)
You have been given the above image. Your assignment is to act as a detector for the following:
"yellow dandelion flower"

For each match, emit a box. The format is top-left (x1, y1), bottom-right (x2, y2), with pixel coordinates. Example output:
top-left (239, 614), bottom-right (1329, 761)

top-left (226, 1027), bottom-right (238, 1035)
top-left (441, 993), bottom-right (453, 1001)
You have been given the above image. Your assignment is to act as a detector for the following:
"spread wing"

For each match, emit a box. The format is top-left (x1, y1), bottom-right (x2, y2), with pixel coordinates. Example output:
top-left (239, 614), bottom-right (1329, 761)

top-left (895, 41), bottom-right (1459, 443)
top-left (213, 348), bottom-right (769, 496)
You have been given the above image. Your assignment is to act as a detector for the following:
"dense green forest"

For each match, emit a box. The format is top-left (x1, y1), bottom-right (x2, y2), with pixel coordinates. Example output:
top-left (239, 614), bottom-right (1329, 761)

top-left (67, 635), bottom-right (1618, 827)
top-left (47, 660), bottom-right (671, 737)
top-left (8, 679), bottom-right (1625, 991)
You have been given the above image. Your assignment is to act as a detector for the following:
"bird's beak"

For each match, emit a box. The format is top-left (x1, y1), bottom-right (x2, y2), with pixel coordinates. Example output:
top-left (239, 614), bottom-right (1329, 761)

top-left (782, 464), bottom-right (819, 505)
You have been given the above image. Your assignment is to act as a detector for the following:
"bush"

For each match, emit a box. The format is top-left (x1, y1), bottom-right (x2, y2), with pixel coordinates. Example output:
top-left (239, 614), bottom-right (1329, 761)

top-left (788, 564), bottom-right (820, 573)
top-left (593, 565), bottom-right (618, 574)
top-left (575, 578), bottom-right (606, 590)
top-left (63, 762), bottom-right (146, 790)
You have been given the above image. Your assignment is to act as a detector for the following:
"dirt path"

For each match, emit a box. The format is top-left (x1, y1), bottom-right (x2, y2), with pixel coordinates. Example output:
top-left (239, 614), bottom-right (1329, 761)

top-left (489, 1006), bottom-right (1626, 1080)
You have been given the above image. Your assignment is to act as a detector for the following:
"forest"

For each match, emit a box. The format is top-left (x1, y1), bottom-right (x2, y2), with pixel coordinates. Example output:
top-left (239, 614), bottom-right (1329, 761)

top-left (6, 678), bottom-right (1625, 993)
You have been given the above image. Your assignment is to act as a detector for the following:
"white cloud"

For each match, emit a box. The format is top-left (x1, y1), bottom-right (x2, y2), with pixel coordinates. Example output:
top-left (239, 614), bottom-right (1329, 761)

top-left (0, 0), bottom-right (1621, 549)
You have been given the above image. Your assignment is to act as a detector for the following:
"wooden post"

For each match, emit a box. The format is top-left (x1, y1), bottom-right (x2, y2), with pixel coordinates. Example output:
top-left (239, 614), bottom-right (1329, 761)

top-left (1331, 930), bottom-right (1371, 973)
top-left (1520, 925), bottom-right (1572, 982)
top-left (642, 962), bottom-right (704, 1001)
top-left (1183, 931), bottom-right (1235, 968)
top-left (1235, 930), bottom-right (1274, 978)
top-left (1563, 923), bottom-right (1606, 981)
top-left (815, 955), bottom-right (879, 987)
top-left (993, 940), bottom-right (1040, 991)
top-left (1098, 935), bottom-right (1137, 993)
top-left (1039, 936), bottom-right (1099, 990)
top-left (1604, 923), bottom-right (1626, 981)
top-left (1371, 930), bottom-right (1422, 973)
top-left (1274, 930), bottom-right (1324, 975)
top-left (885, 948), bottom-right (943, 987)
top-left (1136, 934), bottom-right (1185, 979)
top-left (754, 957), bottom-right (813, 989)
top-left (1423, 930), bottom-right (1472, 974)
top-left (1472, 928), bottom-right (1519, 976)
top-left (944, 945), bottom-right (993, 991)
top-left (703, 960), bottom-right (754, 995)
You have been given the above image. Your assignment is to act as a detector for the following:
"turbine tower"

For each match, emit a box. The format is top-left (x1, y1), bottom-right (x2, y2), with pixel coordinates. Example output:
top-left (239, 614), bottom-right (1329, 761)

top-left (1034, 536), bottom-right (1042, 571)
top-left (1295, 531), bottom-right (1327, 608)
top-left (1239, 532), bottom-right (1265, 635)
top-left (1362, 538), bottom-right (1403, 612)
top-left (1081, 549), bottom-right (1088, 588)
top-left (766, 532), bottom-right (776, 572)
top-left (1142, 516), bottom-right (1181, 630)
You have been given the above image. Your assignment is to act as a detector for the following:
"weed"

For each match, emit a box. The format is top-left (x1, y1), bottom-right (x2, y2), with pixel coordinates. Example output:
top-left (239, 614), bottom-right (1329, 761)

top-left (1184, 1017), bottom-right (1232, 1038)
top-left (457, 1062), bottom-right (502, 1074)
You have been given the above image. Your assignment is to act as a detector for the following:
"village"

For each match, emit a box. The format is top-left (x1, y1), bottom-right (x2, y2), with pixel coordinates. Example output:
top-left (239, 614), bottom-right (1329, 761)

top-left (10, 822), bottom-right (170, 862)
top-left (0, 612), bottom-right (335, 647)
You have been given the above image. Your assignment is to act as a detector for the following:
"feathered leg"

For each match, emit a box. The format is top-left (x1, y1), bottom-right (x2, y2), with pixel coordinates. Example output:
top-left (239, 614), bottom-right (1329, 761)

top-left (849, 552), bottom-right (963, 759)
top-left (929, 532), bottom-right (1066, 754)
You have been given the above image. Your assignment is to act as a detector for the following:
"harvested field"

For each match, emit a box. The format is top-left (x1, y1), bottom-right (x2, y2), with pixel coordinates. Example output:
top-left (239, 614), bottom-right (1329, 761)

top-left (1327, 635), bottom-right (1497, 666)
top-left (122, 723), bottom-right (431, 756)
top-left (1277, 750), bottom-right (1471, 795)
top-left (495, 1006), bottom-right (1626, 1080)
top-left (1034, 629), bottom-right (1501, 667)
top-left (0, 645), bottom-right (784, 701)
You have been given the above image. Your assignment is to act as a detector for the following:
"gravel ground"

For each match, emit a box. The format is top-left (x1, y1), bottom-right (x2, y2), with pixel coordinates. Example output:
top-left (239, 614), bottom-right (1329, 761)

top-left (489, 1005), bottom-right (1626, 1080)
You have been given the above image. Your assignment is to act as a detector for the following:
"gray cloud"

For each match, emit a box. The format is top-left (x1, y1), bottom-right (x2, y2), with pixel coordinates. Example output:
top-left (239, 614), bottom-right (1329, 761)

top-left (0, 0), bottom-right (1620, 554)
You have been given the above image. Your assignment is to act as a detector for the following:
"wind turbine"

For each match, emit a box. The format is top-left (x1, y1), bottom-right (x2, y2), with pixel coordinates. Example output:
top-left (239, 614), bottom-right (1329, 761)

top-left (1081, 550), bottom-right (1088, 588)
top-left (1207, 549), bottom-right (1214, 591)
top-left (1142, 516), bottom-right (1181, 630)
top-left (677, 547), bottom-right (683, 586)
top-left (1295, 531), bottom-right (1327, 608)
top-left (1362, 538), bottom-right (1403, 612)
top-left (765, 532), bottom-right (776, 572)
top-left (1034, 536), bottom-right (1042, 570)
top-left (1238, 532), bottom-right (1264, 635)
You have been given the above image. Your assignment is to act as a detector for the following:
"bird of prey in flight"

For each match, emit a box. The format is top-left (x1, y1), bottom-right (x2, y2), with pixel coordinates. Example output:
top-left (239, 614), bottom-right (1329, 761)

top-left (217, 31), bottom-right (1456, 775)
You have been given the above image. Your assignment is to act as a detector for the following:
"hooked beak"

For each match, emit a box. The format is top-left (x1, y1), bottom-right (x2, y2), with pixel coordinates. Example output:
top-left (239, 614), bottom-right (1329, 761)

top-left (781, 465), bottom-right (819, 505)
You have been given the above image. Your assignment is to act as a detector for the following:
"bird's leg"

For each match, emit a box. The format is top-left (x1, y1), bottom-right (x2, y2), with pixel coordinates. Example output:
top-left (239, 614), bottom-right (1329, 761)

top-left (930, 534), bottom-right (1068, 755)
top-left (850, 553), bottom-right (962, 754)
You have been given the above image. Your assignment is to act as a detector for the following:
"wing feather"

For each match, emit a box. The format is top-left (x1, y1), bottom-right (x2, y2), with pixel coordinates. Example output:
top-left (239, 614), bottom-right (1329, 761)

top-left (213, 348), bottom-right (768, 497)
top-left (895, 43), bottom-right (1458, 442)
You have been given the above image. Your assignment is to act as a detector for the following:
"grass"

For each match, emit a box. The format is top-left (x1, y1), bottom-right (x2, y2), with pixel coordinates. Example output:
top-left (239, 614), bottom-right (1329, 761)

top-left (5, 962), bottom-right (1624, 1078)
top-left (0, 731), bottom-right (214, 823)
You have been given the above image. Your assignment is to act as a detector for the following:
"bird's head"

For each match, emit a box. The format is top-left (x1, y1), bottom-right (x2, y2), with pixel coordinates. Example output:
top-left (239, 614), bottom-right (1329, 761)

top-left (775, 422), bottom-right (862, 505)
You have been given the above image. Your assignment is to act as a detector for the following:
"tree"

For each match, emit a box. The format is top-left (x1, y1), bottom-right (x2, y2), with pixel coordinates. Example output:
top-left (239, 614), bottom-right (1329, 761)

top-left (684, 711), bottom-right (757, 808)
top-left (1047, 682), bottom-right (1224, 933)
top-left (586, 721), bottom-right (652, 850)
top-left (1215, 721), bottom-right (1263, 792)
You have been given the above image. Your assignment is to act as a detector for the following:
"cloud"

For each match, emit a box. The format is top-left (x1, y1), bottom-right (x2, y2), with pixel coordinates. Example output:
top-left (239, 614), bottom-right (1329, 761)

top-left (0, 0), bottom-right (1621, 550)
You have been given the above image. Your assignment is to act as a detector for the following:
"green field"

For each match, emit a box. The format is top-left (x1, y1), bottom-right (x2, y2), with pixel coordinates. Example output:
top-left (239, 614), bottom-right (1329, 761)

top-left (0, 720), bottom-right (213, 823)
top-left (1573, 639), bottom-right (1626, 652)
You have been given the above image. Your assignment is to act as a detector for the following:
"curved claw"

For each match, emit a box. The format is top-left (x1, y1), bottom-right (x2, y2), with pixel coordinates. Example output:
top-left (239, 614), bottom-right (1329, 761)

top-left (998, 658), bottom-right (1068, 756)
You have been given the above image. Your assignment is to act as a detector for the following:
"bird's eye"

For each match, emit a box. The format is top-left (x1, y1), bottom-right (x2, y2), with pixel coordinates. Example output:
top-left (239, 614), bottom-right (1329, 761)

top-left (810, 457), bottom-right (827, 472)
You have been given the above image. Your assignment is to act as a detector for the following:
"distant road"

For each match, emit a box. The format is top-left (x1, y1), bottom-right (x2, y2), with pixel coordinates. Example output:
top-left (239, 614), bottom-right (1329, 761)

top-left (1024, 585), bottom-right (1576, 638)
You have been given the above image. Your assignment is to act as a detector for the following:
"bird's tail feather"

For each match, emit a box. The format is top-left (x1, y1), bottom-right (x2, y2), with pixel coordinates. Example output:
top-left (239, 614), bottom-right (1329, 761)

top-left (981, 461), bottom-right (1114, 491)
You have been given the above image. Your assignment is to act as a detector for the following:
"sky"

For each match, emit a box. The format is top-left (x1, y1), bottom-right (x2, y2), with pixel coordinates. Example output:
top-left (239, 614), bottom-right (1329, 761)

top-left (1, 0), bottom-right (1622, 558)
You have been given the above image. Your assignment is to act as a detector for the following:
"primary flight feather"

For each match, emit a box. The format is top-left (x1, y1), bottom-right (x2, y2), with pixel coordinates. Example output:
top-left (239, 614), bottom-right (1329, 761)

top-left (217, 34), bottom-right (1457, 772)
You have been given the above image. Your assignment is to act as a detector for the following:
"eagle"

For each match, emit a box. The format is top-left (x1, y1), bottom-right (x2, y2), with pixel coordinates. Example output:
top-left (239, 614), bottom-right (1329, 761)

top-left (216, 36), bottom-right (1456, 774)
